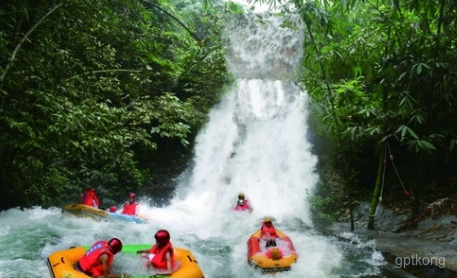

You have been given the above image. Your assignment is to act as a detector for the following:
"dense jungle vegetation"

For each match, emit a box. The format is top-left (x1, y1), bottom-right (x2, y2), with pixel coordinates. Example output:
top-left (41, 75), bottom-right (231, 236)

top-left (1, 0), bottom-right (457, 230)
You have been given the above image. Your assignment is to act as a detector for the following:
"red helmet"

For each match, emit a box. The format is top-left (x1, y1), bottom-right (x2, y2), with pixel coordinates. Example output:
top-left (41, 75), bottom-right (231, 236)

top-left (107, 238), bottom-right (123, 254)
top-left (154, 230), bottom-right (170, 244)
top-left (109, 206), bottom-right (117, 213)
top-left (129, 193), bottom-right (136, 199)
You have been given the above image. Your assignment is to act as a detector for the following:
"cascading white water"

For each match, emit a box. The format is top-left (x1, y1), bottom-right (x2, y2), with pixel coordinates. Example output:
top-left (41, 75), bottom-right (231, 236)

top-left (143, 13), bottom-right (342, 277)
top-left (167, 13), bottom-right (318, 228)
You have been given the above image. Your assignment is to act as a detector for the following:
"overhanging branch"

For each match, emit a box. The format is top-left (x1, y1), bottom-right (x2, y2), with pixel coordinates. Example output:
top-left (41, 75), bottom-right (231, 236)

top-left (140, 0), bottom-right (201, 42)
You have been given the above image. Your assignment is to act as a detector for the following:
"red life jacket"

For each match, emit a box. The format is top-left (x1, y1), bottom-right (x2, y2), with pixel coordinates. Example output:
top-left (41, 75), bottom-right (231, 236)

top-left (261, 221), bottom-right (277, 238)
top-left (121, 202), bottom-right (139, 215)
top-left (233, 199), bottom-right (251, 211)
top-left (80, 190), bottom-right (100, 207)
top-left (149, 242), bottom-right (174, 270)
top-left (78, 240), bottom-right (114, 277)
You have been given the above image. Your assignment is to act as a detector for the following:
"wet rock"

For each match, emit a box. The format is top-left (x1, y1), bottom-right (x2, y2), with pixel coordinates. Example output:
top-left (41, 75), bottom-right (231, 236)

top-left (326, 202), bottom-right (457, 277)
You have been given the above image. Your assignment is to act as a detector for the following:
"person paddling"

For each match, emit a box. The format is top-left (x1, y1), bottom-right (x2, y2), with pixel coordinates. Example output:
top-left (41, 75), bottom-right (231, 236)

top-left (77, 238), bottom-right (130, 278)
top-left (121, 193), bottom-right (140, 216)
top-left (234, 193), bottom-right (253, 213)
top-left (260, 217), bottom-right (277, 248)
top-left (137, 230), bottom-right (175, 276)
top-left (80, 188), bottom-right (100, 208)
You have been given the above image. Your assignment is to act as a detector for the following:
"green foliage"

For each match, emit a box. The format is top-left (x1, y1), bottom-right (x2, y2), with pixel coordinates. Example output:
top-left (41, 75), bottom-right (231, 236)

top-left (307, 180), bottom-right (344, 229)
top-left (310, 0), bottom-right (457, 220)
top-left (0, 0), bottom-right (229, 210)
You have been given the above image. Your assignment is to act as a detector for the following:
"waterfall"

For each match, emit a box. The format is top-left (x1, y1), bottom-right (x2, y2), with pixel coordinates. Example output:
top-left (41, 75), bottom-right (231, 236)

top-left (173, 13), bottom-right (317, 224)
top-left (147, 14), bottom-right (320, 239)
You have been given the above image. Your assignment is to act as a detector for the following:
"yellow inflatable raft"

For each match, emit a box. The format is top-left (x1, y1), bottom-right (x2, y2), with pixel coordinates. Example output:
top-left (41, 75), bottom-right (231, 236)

top-left (247, 229), bottom-right (298, 273)
top-left (47, 244), bottom-right (204, 278)
top-left (62, 204), bottom-right (148, 224)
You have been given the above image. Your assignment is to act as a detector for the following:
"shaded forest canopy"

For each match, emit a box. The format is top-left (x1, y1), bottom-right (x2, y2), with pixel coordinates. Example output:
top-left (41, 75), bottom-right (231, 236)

top-left (1, 0), bottom-right (457, 230)
top-left (0, 0), bottom-right (230, 209)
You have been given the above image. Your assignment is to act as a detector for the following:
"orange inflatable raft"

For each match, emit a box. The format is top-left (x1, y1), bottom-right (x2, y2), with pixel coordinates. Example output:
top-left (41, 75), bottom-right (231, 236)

top-left (247, 229), bottom-right (298, 272)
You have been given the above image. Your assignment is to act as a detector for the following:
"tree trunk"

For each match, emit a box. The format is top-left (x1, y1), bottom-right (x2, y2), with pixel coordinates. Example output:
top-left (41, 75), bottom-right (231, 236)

top-left (367, 146), bottom-right (385, 230)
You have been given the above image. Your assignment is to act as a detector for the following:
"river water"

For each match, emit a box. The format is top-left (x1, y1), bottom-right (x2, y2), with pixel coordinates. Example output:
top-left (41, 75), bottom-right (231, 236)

top-left (0, 13), bottom-right (417, 278)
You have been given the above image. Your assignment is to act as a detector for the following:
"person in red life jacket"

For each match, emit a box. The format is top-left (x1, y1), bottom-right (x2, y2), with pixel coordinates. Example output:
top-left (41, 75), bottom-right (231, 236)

top-left (234, 199), bottom-right (251, 212)
top-left (265, 247), bottom-right (283, 260)
top-left (77, 238), bottom-right (130, 278)
top-left (80, 188), bottom-right (100, 208)
top-left (137, 229), bottom-right (175, 276)
top-left (234, 193), bottom-right (253, 213)
top-left (260, 217), bottom-right (277, 248)
top-left (121, 193), bottom-right (140, 216)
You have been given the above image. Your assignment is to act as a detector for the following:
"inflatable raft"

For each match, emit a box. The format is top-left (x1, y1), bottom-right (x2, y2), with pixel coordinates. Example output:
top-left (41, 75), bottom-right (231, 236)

top-left (47, 244), bottom-right (204, 278)
top-left (62, 204), bottom-right (148, 224)
top-left (247, 229), bottom-right (298, 272)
